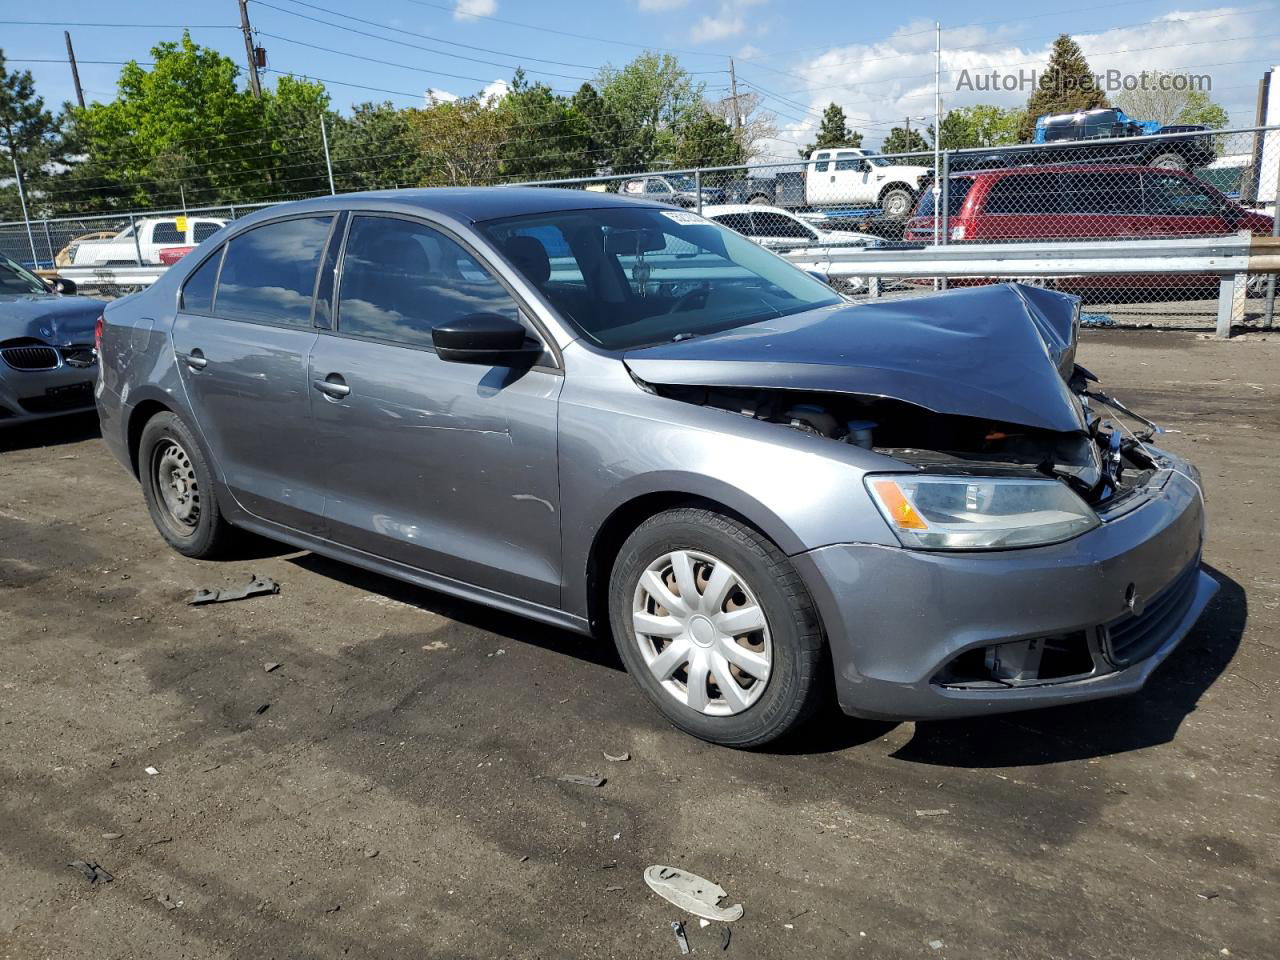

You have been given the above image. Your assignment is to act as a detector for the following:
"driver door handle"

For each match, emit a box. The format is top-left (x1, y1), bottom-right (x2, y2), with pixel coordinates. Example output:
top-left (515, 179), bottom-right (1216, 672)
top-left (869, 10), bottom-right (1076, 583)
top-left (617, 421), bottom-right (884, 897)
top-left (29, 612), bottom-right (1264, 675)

top-left (313, 375), bottom-right (350, 399)
top-left (181, 348), bottom-right (207, 371)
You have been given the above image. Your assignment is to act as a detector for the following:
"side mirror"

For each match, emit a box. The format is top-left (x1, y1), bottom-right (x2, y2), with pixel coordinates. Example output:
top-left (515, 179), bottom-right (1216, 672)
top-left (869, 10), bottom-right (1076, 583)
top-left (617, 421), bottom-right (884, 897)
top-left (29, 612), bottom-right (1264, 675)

top-left (432, 313), bottom-right (543, 366)
top-left (52, 277), bottom-right (78, 296)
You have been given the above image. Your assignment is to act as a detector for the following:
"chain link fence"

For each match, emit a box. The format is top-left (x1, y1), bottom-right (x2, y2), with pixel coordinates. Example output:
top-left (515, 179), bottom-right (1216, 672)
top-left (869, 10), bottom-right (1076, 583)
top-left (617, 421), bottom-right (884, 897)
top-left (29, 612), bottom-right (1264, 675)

top-left (3, 123), bottom-right (1277, 328)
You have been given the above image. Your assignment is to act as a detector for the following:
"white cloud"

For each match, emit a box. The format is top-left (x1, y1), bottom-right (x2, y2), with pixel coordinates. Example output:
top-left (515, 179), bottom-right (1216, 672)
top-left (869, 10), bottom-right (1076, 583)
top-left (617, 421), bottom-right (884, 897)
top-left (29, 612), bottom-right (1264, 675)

top-left (480, 78), bottom-right (510, 102)
top-left (425, 88), bottom-right (459, 105)
top-left (453, 0), bottom-right (496, 21)
top-left (690, 0), bottom-right (767, 44)
top-left (753, 4), bottom-right (1277, 158)
top-left (424, 79), bottom-right (507, 106)
top-left (736, 44), bottom-right (765, 60)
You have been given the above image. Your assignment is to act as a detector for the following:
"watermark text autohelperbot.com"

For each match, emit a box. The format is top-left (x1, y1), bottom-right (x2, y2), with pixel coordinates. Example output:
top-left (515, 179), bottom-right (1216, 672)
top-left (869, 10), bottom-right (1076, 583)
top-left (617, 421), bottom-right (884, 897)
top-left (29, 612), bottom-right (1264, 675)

top-left (956, 69), bottom-right (1211, 94)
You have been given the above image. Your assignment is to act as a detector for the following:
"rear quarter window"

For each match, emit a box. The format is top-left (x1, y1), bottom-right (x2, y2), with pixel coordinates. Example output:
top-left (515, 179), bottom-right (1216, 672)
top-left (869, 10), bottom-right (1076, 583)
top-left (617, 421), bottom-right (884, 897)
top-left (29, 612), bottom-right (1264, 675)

top-left (180, 247), bottom-right (223, 313)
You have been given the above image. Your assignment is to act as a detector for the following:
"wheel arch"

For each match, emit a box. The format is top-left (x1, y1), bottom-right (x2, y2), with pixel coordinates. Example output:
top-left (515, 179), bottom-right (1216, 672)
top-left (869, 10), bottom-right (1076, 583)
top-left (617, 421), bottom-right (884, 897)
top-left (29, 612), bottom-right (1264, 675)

top-left (877, 180), bottom-right (916, 202)
top-left (126, 397), bottom-right (176, 478)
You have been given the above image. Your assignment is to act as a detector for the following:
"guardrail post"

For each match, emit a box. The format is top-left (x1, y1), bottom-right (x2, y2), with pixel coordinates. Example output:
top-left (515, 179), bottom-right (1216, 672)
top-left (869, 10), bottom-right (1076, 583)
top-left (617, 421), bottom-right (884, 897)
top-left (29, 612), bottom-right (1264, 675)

top-left (129, 213), bottom-right (143, 266)
top-left (1216, 273), bottom-right (1246, 340)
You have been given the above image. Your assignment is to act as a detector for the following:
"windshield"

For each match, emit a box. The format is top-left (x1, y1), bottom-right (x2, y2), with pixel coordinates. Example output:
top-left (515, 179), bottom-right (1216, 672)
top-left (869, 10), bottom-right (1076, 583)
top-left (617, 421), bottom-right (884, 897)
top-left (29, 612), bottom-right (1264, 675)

top-left (861, 150), bottom-right (890, 167)
top-left (669, 175), bottom-right (697, 191)
top-left (0, 254), bottom-right (49, 296)
top-left (477, 206), bottom-right (842, 350)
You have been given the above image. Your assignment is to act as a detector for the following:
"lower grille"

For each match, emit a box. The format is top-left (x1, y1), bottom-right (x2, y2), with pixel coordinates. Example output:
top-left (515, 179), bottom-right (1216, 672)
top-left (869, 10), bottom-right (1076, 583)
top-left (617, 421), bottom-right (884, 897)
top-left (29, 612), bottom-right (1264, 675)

top-left (19, 381), bottom-right (95, 414)
top-left (2, 345), bottom-right (59, 371)
top-left (1103, 562), bottom-right (1202, 667)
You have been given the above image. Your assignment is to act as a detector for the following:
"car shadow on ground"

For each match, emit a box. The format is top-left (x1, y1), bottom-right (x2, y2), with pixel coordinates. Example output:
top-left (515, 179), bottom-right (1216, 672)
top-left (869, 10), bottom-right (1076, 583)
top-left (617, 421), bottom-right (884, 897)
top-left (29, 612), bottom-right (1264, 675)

top-left (889, 564), bottom-right (1245, 767)
top-left (0, 411), bottom-right (100, 452)
top-left (287, 551), bottom-right (626, 672)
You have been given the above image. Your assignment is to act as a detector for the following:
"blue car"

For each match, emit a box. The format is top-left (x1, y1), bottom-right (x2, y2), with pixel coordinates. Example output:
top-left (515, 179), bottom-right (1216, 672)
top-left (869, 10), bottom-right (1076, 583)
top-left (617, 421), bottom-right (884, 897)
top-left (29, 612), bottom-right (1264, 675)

top-left (0, 254), bottom-right (101, 426)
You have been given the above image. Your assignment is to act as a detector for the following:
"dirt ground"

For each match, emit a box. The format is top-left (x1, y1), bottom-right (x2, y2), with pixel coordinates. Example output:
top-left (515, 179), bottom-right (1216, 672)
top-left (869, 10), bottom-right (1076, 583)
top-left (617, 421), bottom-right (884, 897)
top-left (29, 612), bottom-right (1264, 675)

top-left (1, 329), bottom-right (1276, 960)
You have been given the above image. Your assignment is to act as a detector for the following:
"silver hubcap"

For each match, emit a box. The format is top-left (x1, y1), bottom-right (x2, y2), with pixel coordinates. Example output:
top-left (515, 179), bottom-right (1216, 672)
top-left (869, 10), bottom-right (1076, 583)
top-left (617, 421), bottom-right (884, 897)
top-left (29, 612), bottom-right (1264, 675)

top-left (885, 194), bottom-right (909, 217)
top-left (632, 549), bottom-right (772, 716)
top-left (155, 440), bottom-right (200, 530)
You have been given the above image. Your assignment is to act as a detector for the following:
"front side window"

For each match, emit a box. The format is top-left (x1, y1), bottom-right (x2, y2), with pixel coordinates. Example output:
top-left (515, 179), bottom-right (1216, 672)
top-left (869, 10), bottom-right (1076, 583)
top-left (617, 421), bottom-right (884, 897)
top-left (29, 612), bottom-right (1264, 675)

top-left (214, 216), bottom-right (332, 327)
top-left (750, 212), bottom-right (814, 240)
top-left (478, 206), bottom-right (841, 350)
top-left (833, 152), bottom-right (861, 172)
top-left (181, 247), bottom-right (223, 312)
top-left (1144, 174), bottom-right (1224, 216)
top-left (336, 215), bottom-right (520, 348)
top-left (152, 221), bottom-right (184, 244)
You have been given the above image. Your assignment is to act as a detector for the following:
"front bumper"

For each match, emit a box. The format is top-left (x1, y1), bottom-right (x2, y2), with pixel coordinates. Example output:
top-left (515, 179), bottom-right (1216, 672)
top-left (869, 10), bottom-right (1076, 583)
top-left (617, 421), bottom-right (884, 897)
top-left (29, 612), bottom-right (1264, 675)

top-left (0, 355), bottom-right (97, 426)
top-left (793, 463), bottom-right (1217, 720)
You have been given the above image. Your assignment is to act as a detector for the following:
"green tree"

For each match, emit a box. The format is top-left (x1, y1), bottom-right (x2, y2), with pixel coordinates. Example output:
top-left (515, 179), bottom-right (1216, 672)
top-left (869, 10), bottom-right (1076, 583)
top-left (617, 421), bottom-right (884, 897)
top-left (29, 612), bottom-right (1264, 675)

top-left (330, 101), bottom-right (428, 192)
top-left (569, 82), bottom-right (618, 176)
top-left (1177, 89), bottom-right (1228, 129)
top-left (499, 69), bottom-right (589, 181)
top-left (934, 105), bottom-right (1023, 150)
top-left (595, 52), bottom-right (702, 171)
top-left (260, 74), bottom-right (332, 199)
top-left (1019, 34), bottom-right (1108, 141)
top-left (881, 126), bottom-right (930, 156)
top-left (0, 51), bottom-right (67, 220)
top-left (409, 95), bottom-right (509, 185)
top-left (670, 109), bottom-right (743, 168)
top-left (800, 102), bottom-right (862, 156)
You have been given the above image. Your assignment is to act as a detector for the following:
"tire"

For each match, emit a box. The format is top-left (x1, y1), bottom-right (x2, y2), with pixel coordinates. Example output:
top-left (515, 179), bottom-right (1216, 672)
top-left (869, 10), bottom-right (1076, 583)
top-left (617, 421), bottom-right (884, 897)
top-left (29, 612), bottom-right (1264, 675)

top-left (747, 195), bottom-right (772, 206)
top-left (608, 507), bottom-right (827, 748)
top-left (1148, 152), bottom-right (1187, 171)
top-left (879, 187), bottom-right (914, 218)
top-left (138, 411), bottom-right (235, 558)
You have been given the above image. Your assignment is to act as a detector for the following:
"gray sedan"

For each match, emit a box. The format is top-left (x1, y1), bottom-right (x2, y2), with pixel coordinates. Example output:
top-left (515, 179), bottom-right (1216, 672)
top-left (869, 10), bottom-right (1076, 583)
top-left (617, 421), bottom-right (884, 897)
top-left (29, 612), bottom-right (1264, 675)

top-left (96, 189), bottom-right (1216, 747)
top-left (1, 254), bottom-right (100, 425)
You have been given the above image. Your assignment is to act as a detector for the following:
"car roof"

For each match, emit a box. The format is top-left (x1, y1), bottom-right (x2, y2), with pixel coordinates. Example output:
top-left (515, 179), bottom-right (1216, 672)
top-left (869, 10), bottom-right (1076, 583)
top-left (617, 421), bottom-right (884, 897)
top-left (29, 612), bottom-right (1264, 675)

top-left (701, 203), bottom-right (796, 217)
top-left (235, 186), bottom-right (666, 226)
top-left (947, 163), bottom-right (1192, 180)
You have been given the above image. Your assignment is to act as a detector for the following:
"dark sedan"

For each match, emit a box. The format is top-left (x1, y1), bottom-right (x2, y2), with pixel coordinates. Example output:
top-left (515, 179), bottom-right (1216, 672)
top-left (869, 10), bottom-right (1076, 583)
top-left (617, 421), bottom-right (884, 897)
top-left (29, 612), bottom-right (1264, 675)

top-left (0, 255), bottom-right (101, 426)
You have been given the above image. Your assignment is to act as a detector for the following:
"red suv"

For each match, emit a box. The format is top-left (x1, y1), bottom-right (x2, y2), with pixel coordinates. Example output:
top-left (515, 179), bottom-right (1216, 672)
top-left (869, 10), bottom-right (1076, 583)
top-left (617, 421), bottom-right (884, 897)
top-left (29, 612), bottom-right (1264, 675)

top-left (905, 164), bottom-right (1273, 289)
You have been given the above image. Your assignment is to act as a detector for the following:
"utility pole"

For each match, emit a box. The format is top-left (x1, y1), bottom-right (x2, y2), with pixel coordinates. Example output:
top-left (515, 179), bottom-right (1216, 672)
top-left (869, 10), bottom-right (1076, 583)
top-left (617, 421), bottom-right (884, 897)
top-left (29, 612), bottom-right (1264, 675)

top-left (239, 0), bottom-right (262, 99)
top-left (728, 58), bottom-right (741, 130)
top-left (64, 31), bottom-right (85, 108)
top-left (933, 21), bottom-right (942, 246)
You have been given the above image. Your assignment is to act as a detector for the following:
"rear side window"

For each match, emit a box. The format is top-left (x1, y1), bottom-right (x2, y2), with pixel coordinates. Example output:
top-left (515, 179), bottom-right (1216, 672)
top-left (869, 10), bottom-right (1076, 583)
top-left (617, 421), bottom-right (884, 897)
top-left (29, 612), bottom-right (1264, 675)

top-left (751, 212), bottom-right (814, 239)
top-left (983, 174), bottom-right (1061, 214)
top-left (180, 247), bottom-right (223, 313)
top-left (193, 221), bottom-right (221, 242)
top-left (214, 216), bottom-right (333, 327)
top-left (336, 215), bottom-right (520, 348)
top-left (152, 221), bottom-right (183, 244)
top-left (914, 178), bottom-right (974, 218)
top-left (1059, 172), bottom-right (1143, 214)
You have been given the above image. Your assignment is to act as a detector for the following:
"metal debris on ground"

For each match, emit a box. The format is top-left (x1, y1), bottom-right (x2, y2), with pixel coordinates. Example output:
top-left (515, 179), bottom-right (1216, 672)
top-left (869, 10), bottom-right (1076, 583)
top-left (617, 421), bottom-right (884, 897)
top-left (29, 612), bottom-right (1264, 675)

top-left (671, 920), bottom-right (691, 955)
top-left (158, 894), bottom-right (181, 910)
top-left (603, 750), bottom-right (631, 762)
top-left (1081, 313), bottom-right (1116, 328)
top-left (264, 662), bottom-right (281, 673)
top-left (188, 574), bottom-right (280, 606)
top-left (558, 773), bottom-right (606, 787)
top-left (915, 809), bottom-right (950, 817)
top-left (928, 939), bottom-right (945, 950)
top-left (68, 860), bottom-right (113, 885)
top-left (255, 703), bottom-right (271, 715)
top-left (643, 865), bottom-right (744, 922)
top-left (144, 766), bottom-right (159, 776)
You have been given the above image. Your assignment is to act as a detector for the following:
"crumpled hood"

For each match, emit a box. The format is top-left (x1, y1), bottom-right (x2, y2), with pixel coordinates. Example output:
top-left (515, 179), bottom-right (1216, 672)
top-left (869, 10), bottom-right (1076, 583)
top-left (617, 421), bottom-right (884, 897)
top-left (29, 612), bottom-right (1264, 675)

top-left (624, 283), bottom-right (1085, 434)
top-left (0, 294), bottom-right (103, 345)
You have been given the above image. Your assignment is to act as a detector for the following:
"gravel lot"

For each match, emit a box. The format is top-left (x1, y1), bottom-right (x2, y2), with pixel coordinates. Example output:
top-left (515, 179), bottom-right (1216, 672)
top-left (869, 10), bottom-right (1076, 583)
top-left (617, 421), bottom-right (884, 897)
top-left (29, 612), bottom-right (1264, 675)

top-left (1, 329), bottom-right (1276, 960)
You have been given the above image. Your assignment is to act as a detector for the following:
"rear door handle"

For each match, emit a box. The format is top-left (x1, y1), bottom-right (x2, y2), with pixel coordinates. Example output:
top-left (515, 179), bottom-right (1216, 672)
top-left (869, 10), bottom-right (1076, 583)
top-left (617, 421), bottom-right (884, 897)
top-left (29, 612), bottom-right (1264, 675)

top-left (313, 375), bottom-right (350, 399)
top-left (182, 348), bottom-right (207, 371)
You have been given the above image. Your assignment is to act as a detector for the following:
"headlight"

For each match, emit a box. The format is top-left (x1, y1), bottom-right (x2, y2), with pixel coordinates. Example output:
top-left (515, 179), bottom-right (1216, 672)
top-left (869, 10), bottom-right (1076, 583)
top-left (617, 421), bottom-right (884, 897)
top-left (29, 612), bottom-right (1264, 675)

top-left (865, 474), bottom-right (1099, 550)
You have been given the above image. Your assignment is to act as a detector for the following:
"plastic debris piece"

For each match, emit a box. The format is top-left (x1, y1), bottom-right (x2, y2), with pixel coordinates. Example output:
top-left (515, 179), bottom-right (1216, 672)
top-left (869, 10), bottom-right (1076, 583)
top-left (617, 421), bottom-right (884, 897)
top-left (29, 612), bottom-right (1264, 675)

top-left (605, 885), bottom-right (623, 892)
top-left (915, 809), bottom-right (949, 817)
top-left (1198, 891), bottom-right (1220, 900)
top-left (264, 662), bottom-right (281, 673)
top-left (144, 766), bottom-right (159, 776)
top-left (255, 703), bottom-right (270, 715)
top-left (671, 920), bottom-right (691, 955)
top-left (558, 774), bottom-right (605, 787)
top-left (603, 751), bottom-right (631, 762)
top-left (928, 939), bottom-right (945, 950)
top-left (721, 925), bottom-right (732, 950)
top-left (101, 832), bottom-right (123, 840)
top-left (364, 849), bottom-right (379, 859)
top-left (69, 860), bottom-right (113, 885)
top-left (188, 574), bottom-right (279, 606)
top-left (699, 919), bottom-right (710, 928)
top-left (158, 895), bottom-right (181, 910)
top-left (1080, 313), bottom-right (1116, 328)
top-left (644, 865), bottom-right (744, 922)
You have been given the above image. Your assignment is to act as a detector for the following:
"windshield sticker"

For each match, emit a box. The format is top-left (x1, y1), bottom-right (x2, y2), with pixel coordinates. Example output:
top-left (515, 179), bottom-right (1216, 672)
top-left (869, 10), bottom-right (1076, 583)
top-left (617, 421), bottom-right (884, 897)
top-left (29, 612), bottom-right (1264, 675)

top-left (661, 210), bottom-right (706, 225)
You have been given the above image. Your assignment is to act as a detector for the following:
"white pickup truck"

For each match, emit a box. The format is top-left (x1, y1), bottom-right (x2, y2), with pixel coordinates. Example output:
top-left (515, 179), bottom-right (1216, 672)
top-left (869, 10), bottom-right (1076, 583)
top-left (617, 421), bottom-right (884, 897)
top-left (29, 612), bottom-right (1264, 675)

top-left (67, 216), bottom-right (226, 267)
top-left (731, 148), bottom-right (934, 219)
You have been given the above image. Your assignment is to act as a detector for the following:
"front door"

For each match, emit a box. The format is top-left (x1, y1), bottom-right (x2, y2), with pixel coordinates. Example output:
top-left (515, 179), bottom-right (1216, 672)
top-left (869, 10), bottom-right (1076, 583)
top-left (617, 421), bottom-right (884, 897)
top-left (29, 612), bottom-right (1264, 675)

top-left (308, 213), bottom-right (564, 607)
top-left (171, 214), bottom-right (335, 533)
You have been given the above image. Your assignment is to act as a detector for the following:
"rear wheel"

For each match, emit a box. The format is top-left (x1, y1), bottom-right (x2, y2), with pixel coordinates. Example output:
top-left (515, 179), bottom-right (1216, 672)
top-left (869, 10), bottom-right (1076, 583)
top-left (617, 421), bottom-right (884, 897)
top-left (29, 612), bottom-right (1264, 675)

top-left (139, 412), bottom-right (234, 558)
top-left (1149, 152), bottom-right (1187, 171)
top-left (608, 507), bottom-right (827, 747)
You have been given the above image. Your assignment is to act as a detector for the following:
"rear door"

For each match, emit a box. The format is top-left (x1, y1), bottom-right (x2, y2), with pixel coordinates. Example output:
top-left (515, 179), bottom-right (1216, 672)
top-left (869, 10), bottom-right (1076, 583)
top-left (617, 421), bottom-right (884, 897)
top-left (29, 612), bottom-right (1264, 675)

top-left (977, 173), bottom-right (1063, 242)
top-left (307, 213), bottom-right (564, 606)
top-left (806, 152), bottom-right (834, 204)
top-left (171, 214), bottom-right (335, 533)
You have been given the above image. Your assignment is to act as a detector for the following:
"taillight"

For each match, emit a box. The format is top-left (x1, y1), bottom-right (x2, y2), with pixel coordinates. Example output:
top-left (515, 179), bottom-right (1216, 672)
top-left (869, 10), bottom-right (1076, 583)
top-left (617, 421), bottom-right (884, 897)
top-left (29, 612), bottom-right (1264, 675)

top-left (94, 314), bottom-right (105, 355)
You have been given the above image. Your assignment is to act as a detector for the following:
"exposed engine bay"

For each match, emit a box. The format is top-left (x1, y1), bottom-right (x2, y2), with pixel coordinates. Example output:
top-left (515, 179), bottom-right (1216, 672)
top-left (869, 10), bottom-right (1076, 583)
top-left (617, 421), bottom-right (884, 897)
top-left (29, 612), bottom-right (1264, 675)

top-left (651, 368), bottom-right (1164, 508)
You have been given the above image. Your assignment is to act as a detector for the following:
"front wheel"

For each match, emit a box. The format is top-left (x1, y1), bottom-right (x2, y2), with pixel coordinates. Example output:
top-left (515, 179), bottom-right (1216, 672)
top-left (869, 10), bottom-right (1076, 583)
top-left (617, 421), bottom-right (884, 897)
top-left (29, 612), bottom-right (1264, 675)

top-left (608, 508), bottom-right (827, 747)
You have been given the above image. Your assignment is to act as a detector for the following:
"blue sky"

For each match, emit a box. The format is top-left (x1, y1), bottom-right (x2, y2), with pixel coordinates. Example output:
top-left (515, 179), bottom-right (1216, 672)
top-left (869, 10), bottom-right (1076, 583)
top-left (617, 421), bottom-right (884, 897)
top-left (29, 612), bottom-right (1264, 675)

top-left (5, 0), bottom-right (1279, 154)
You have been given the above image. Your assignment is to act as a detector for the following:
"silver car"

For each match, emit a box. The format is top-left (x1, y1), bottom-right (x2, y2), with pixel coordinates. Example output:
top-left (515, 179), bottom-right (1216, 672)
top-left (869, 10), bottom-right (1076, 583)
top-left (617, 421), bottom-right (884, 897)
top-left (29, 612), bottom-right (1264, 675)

top-left (1, 254), bottom-right (100, 425)
top-left (96, 189), bottom-right (1217, 747)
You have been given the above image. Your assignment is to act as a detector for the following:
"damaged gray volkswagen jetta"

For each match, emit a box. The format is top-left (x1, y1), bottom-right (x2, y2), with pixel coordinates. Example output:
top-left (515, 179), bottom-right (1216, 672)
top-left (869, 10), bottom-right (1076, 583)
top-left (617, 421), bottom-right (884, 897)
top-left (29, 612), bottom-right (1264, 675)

top-left (97, 188), bottom-right (1218, 747)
